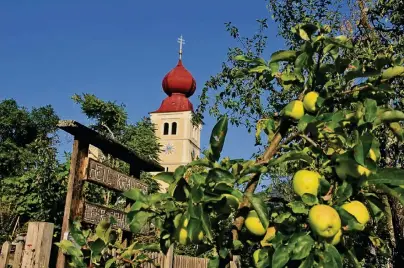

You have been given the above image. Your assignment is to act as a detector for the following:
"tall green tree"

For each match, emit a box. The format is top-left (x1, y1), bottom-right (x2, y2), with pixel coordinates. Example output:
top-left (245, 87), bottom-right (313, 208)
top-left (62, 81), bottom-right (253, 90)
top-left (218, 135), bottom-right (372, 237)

top-left (115, 21), bottom-right (404, 265)
top-left (72, 93), bottom-right (161, 205)
top-left (194, 0), bottom-right (404, 266)
top-left (0, 99), bottom-right (68, 242)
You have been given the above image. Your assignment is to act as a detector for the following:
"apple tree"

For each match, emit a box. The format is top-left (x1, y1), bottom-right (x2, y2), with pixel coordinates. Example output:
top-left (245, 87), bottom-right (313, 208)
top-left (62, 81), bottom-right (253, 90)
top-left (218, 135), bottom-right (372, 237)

top-left (121, 23), bottom-right (404, 268)
top-left (59, 23), bottom-right (404, 267)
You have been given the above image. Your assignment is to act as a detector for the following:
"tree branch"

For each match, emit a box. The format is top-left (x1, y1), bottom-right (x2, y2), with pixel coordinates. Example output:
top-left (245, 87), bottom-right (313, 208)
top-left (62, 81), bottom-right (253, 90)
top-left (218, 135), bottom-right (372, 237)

top-left (341, 84), bottom-right (370, 95)
top-left (231, 120), bottom-right (291, 241)
top-left (101, 122), bottom-right (116, 139)
top-left (300, 134), bottom-right (319, 148)
top-left (231, 95), bottom-right (306, 241)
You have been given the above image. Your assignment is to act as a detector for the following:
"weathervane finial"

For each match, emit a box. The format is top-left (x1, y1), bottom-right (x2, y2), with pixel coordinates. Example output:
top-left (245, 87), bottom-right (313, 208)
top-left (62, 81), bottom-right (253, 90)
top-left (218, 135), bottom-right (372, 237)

top-left (177, 35), bottom-right (185, 60)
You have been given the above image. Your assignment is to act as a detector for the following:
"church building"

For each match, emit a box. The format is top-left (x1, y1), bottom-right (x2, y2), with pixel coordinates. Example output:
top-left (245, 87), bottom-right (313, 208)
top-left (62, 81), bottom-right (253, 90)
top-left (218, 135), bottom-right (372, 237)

top-left (150, 36), bottom-right (202, 175)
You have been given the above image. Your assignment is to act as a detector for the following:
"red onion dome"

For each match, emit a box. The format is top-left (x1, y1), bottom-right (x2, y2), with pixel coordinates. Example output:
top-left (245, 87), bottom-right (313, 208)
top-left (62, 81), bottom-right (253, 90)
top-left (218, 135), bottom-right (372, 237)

top-left (162, 60), bottom-right (196, 97)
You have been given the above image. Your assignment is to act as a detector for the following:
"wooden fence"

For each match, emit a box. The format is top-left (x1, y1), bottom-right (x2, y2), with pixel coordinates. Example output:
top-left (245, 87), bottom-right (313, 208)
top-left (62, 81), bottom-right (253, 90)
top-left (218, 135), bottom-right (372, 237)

top-left (0, 222), bottom-right (54, 268)
top-left (138, 246), bottom-right (239, 268)
top-left (1, 221), bottom-right (239, 268)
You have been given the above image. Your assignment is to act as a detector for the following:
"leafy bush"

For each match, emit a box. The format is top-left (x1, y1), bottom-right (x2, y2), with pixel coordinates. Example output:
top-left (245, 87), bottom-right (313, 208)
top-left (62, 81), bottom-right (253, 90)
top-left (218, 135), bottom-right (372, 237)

top-left (56, 218), bottom-right (159, 267)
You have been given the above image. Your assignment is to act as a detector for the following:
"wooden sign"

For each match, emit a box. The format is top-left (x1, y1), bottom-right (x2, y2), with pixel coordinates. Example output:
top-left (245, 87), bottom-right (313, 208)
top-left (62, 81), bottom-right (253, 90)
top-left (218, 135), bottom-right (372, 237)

top-left (87, 159), bottom-right (148, 193)
top-left (57, 121), bottom-right (163, 268)
top-left (83, 202), bottom-right (130, 232)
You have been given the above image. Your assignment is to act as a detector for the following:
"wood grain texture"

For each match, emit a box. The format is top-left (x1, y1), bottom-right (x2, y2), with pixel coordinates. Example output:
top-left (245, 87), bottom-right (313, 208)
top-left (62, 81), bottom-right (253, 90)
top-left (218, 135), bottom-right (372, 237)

top-left (86, 159), bottom-right (147, 193)
top-left (13, 242), bottom-right (24, 267)
top-left (58, 120), bottom-right (163, 172)
top-left (21, 222), bottom-right (54, 268)
top-left (56, 139), bottom-right (88, 268)
top-left (0, 241), bottom-right (11, 268)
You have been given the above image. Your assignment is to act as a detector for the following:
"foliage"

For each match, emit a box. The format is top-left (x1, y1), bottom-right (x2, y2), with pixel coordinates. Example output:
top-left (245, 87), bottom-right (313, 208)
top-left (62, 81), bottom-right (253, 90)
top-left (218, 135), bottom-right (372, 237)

top-left (73, 93), bottom-right (161, 206)
top-left (194, 19), bottom-right (274, 133)
top-left (72, 93), bottom-right (160, 162)
top-left (0, 93), bottom-right (161, 244)
top-left (196, 1), bottom-right (404, 265)
top-left (0, 99), bottom-right (69, 242)
top-left (123, 25), bottom-right (404, 268)
top-left (56, 218), bottom-right (158, 268)
top-left (267, 0), bottom-right (344, 48)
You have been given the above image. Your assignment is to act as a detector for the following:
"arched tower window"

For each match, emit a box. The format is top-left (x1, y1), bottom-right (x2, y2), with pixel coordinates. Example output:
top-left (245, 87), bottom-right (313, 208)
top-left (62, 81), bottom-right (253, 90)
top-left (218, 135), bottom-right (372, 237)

top-left (171, 122), bottom-right (177, 135)
top-left (163, 123), bottom-right (169, 135)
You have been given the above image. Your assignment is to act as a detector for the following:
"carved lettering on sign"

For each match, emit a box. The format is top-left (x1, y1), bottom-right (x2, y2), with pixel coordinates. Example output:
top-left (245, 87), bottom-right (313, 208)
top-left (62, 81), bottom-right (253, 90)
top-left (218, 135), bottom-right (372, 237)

top-left (87, 159), bottom-right (147, 193)
top-left (83, 202), bottom-right (130, 231)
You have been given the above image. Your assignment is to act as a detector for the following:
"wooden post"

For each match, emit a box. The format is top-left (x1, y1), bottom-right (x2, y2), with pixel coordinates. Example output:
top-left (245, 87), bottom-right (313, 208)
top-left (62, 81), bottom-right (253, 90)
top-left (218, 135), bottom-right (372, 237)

top-left (13, 242), bottom-right (24, 267)
top-left (164, 244), bottom-right (174, 268)
top-left (21, 222), bottom-right (54, 268)
top-left (0, 241), bottom-right (11, 268)
top-left (56, 139), bottom-right (89, 268)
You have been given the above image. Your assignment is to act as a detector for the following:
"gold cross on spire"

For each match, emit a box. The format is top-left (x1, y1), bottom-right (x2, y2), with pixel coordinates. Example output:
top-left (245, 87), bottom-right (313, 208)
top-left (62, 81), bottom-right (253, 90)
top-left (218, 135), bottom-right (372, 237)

top-left (177, 35), bottom-right (185, 60)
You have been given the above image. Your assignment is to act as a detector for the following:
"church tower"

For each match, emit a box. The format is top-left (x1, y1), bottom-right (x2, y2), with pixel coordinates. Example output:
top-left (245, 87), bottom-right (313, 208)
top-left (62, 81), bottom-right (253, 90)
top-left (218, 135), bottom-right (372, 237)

top-left (150, 36), bottom-right (201, 174)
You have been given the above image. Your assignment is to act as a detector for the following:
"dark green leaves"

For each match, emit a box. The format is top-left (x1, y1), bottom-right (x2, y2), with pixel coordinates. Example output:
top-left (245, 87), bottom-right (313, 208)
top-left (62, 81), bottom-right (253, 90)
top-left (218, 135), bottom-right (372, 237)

top-left (365, 194), bottom-right (385, 222)
top-left (123, 188), bottom-right (145, 202)
top-left (56, 240), bottom-right (83, 258)
top-left (297, 114), bottom-right (315, 132)
top-left (272, 245), bottom-right (290, 268)
top-left (274, 212), bottom-right (292, 224)
top-left (364, 99), bottom-right (377, 123)
top-left (289, 233), bottom-right (314, 260)
top-left (379, 110), bottom-right (404, 123)
top-left (207, 255), bottom-right (220, 268)
top-left (208, 115), bottom-right (228, 162)
top-left (128, 211), bottom-right (152, 233)
top-left (191, 204), bottom-right (214, 241)
top-left (353, 133), bottom-right (373, 166)
top-left (295, 53), bottom-right (311, 69)
top-left (254, 248), bottom-right (271, 268)
top-left (367, 168), bottom-right (404, 186)
top-left (336, 207), bottom-right (364, 231)
top-left (287, 201), bottom-right (308, 214)
top-left (297, 23), bottom-right (318, 41)
top-left (268, 151), bottom-right (313, 167)
top-left (301, 194), bottom-right (318, 206)
top-left (153, 172), bottom-right (174, 184)
top-left (335, 181), bottom-right (353, 205)
top-left (95, 219), bottom-right (111, 243)
top-left (246, 193), bottom-right (270, 229)
top-left (320, 244), bottom-right (343, 268)
top-left (70, 222), bottom-right (86, 247)
top-left (381, 66), bottom-right (404, 80)
top-left (206, 168), bottom-right (235, 187)
top-left (299, 254), bottom-right (314, 268)
top-left (270, 50), bottom-right (297, 62)
top-left (327, 35), bottom-right (353, 49)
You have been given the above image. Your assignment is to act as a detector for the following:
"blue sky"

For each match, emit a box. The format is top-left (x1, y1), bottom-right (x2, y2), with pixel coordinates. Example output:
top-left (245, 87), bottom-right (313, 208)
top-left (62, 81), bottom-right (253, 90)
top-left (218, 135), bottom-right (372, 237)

top-left (0, 0), bottom-right (285, 161)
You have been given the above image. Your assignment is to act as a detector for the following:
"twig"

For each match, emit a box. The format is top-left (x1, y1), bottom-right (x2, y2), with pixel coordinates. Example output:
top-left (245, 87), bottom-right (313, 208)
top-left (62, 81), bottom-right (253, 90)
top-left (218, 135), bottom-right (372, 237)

top-left (101, 122), bottom-right (116, 139)
top-left (341, 84), bottom-right (370, 95)
top-left (11, 216), bottom-right (20, 237)
top-left (277, 132), bottom-right (299, 150)
top-left (300, 134), bottom-right (319, 148)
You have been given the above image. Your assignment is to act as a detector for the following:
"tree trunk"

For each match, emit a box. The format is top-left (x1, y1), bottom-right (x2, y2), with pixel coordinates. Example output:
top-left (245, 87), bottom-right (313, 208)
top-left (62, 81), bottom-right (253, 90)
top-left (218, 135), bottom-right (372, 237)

top-left (390, 197), bottom-right (404, 267)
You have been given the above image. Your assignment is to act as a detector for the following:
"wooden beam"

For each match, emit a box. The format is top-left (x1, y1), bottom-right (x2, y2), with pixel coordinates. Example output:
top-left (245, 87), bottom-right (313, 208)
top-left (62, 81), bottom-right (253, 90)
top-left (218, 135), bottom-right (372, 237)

top-left (58, 120), bottom-right (164, 172)
top-left (21, 222), bottom-right (54, 268)
top-left (56, 139), bottom-right (88, 268)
